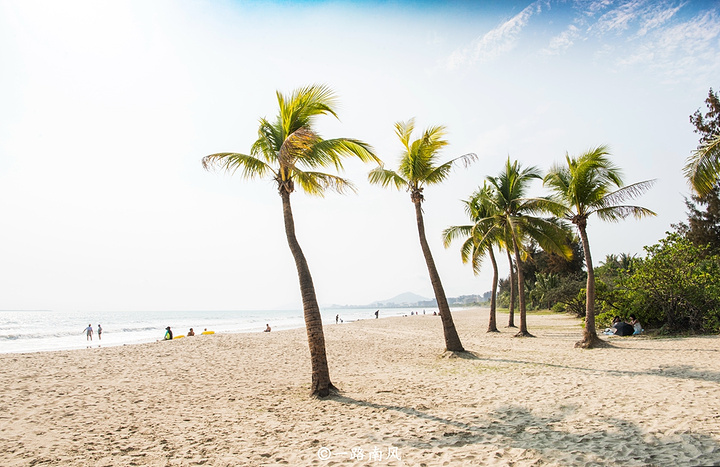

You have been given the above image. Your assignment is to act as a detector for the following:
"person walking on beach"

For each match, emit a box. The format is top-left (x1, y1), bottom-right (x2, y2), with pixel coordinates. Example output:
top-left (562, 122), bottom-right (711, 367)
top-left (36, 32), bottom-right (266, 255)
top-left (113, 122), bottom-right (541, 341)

top-left (84, 324), bottom-right (93, 341)
top-left (375, 310), bottom-right (379, 319)
top-left (336, 314), bottom-right (339, 324)
top-left (97, 324), bottom-right (102, 340)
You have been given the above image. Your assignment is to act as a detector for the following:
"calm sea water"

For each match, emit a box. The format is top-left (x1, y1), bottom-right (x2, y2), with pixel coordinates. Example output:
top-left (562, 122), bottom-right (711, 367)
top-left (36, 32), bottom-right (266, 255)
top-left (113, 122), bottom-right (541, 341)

top-left (0, 307), bottom-right (441, 354)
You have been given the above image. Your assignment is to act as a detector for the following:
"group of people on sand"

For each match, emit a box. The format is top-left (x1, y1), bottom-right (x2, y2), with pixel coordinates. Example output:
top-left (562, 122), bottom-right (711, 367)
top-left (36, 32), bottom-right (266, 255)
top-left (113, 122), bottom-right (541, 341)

top-left (83, 324), bottom-right (102, 341)
top-left (604, 315), bottom-right (643, 336)
top-left (163, 326), bottom-right (204, 340)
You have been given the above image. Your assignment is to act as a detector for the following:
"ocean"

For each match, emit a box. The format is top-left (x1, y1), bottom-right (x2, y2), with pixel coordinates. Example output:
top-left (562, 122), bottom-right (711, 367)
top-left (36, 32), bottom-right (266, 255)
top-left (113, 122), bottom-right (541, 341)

top-left (0, 306), bottom-right (443, 354)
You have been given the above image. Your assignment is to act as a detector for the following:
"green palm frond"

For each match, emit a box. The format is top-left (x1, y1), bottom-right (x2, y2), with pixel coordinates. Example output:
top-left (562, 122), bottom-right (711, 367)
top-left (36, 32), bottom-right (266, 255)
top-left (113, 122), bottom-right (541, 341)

top-left (684, 133), bottom-right (720, 196)
top-left (595, 205), bottom-right (656, 222)
top-left (300, 138), bottom-right (379, 170)
top-left (442, 224), bottom-right (473, 248)
top-left (597, 179), bottom-right (657, 212)
top-left (293, 169), bottom-right (356, 196)
top-left (202, 152), bottom-right (275, 180)
top-left (368, 166), bottom-right (407, 189)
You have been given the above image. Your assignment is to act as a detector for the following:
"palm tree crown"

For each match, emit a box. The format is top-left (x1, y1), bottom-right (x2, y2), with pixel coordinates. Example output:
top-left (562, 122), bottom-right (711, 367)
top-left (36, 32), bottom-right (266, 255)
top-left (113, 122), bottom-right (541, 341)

top-left (684, 133), bottom-right (720, 197)
top-left (368, 118), bottom-right (476, 201)
top-left (203, 84), bottom-right (378, 195)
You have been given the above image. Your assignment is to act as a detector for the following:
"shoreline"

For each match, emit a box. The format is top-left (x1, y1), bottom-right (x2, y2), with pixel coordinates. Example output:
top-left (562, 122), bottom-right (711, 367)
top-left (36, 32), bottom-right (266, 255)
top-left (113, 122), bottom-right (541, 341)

top-left (2, 308), bottom-right (719, 466)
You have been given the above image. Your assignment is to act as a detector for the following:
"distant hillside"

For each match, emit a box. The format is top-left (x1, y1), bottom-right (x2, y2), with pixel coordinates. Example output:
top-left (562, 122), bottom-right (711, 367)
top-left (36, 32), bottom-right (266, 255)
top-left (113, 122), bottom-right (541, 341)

top-left (369, 292), bottom-right (430, 307)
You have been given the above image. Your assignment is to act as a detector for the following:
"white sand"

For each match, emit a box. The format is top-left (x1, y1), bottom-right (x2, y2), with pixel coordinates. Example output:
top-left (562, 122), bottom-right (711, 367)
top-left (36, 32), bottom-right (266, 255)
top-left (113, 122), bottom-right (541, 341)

top-left (1, 308), bottom-right (719, 466)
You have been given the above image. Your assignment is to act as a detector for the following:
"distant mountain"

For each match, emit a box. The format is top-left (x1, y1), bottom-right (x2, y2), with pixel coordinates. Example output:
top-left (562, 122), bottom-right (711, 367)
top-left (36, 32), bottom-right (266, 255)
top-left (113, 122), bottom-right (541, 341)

top-left (369, 292), bottom-right (430, 307)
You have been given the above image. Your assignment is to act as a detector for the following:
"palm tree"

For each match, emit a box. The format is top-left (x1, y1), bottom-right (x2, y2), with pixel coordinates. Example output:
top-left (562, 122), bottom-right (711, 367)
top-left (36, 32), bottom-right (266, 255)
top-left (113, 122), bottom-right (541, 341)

top-left (481, 159), bottom-right (572, 337)
top-left (369, 118), bottom-right (476, 352)
top-left (543, 145), bottom-right (656, 349)
top-left (442, 184), bottom-right (503, 332)
top-left (684, 133), bottom-right (720, 197)
top-left (202, 84), bottom-right (379, 397)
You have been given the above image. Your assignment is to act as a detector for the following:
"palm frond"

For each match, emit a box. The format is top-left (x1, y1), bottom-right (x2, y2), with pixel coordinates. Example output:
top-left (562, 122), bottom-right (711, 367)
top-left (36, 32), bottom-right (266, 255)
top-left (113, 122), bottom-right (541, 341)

top-left (684, 133), bottom-right (720, 196)
top-left (368, 166), bottom-right (407, 189)
top-left (598, 179), bottom-right (657, 208)
top-left (442, 224), bottom-right (473, 248)
top-left (202, 152), bottom-right (274, 180)
top-left (293, 169), bottom-right (356, 196)
top-left (595, 205), bottom-right (656, 222)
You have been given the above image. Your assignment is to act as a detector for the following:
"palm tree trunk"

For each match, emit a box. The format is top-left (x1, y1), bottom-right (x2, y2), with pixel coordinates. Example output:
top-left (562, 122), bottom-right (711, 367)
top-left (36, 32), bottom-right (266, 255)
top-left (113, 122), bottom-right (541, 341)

top-left (512, 237), bottom-right (533, 337)
top-left (280, 190), bottom-right (336, 396)
top-left (506, 250), bottom-right (516, 327)
top-left (413, 200), bottom-right (464, 352)
top-left (575, 222), bottom-right (602, 349)
top-left (487, 247), bottom-right (499, 332)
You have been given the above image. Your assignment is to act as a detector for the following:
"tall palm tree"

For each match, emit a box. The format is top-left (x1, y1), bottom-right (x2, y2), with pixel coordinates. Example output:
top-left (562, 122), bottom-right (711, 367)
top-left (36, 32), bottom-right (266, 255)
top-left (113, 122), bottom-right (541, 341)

top-left (543, 145), bottom-right (656, 349)
top-left (481, 159), bottom-right (572, 337)
top-left (202, 84), bottom-right (379, 397)
top-left (684, 133), bottom-right (720, 197)
top-left (369, 118), bottom-right (476, 352)
top-left (443, 184), bottom-right (503, 332)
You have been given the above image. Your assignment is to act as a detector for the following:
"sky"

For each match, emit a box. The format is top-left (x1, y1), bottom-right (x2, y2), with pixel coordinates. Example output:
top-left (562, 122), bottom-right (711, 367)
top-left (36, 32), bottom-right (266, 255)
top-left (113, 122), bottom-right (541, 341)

top-left (1, 0), bottom-right (718, 312)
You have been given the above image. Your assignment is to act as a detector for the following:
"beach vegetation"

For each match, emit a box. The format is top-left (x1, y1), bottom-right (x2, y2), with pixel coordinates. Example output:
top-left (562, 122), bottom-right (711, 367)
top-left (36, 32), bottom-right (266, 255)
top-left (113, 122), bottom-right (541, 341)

top-left (202, 84), bottom-right (379, 397)
top-left (603, 232), bottom-right (720, 334)
top-left (543, 146), bottom-right (656, 348)
top-left (368, 118), bottom-right (476, 352)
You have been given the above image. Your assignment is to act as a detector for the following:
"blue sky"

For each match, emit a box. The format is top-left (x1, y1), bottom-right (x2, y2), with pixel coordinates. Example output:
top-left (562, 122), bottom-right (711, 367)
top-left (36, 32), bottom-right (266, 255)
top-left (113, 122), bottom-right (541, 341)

top-left (0, 0), bottom-right (718, 312)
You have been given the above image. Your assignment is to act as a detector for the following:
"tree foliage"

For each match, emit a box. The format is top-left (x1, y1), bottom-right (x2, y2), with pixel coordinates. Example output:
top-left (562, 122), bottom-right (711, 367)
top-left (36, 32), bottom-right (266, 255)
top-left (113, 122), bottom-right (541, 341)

top-left (610, 232), bottom-right (720, 334)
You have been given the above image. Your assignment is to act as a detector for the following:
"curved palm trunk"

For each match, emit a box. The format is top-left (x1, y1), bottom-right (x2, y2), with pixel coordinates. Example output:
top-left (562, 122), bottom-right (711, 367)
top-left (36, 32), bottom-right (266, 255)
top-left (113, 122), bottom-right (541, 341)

top-left (512, 237), bottom-right (533, 337)
top-left (487, 246), bottom-right (499, 332)
top-left (575, 222), bottom-right (602, 349)
top-left (413, 200), bottom-right (464, 352)
top-left (505, 250), bottom-right (516, 327)
top-left (280, 190), bottom-right (336, 396)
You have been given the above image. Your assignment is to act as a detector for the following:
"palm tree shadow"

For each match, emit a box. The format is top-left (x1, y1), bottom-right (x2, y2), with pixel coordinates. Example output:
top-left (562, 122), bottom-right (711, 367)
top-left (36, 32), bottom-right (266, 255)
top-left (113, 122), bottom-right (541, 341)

top-left (327, 395), bottom-right (720, 465)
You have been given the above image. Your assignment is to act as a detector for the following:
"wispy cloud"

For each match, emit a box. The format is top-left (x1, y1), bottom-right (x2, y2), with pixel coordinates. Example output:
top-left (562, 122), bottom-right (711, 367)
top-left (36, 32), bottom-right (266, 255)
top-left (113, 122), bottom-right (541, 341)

top-left (615, 9), bottom-right (720, 82)
top-left (445, 1), bottom-right (541, 70)
top-left (543, 24), bottom-right (581, 55)
top-left (635, 1), bottom-right (683, 36)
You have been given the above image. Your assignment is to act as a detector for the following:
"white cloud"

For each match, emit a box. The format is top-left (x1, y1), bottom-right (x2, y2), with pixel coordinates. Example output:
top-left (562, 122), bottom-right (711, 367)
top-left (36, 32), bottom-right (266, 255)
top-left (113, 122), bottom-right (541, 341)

top-left (543, 24), bottom-right (581, 55)
top-left (445, 2), bottom-right (539, 69)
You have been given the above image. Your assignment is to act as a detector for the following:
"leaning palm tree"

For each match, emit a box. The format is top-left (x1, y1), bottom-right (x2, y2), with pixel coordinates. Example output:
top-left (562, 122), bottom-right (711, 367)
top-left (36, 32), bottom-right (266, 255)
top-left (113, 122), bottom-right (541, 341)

top-left (543, 145), bottom-right (656, 349)
top-left (369, 118), bottom-right (476, 352)
top-left (443, 184), bottom-right (503, 332)
top-left (684, 133), bottom-right (720, 197)
top-left (481, 159), bottom-right (572, 337)
top-left (202, 84), bottom-right (379, 397)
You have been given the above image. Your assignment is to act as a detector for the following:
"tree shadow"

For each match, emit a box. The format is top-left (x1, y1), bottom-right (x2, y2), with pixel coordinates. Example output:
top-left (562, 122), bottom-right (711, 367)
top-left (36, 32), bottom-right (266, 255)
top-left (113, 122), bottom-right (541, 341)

top-left (328, 395), bottom-right (720, 465)
top-left (464, 356), bottom-right (720, 384)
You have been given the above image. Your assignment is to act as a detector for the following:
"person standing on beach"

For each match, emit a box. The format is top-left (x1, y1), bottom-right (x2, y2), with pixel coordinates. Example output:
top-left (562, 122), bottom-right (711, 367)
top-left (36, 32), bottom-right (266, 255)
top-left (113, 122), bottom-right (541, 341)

top-left (375, 310), bottom-right (379, 319)
top-left (336, 314), bottom-right (339, 324)
top-left (97, 324), bottom-right (102, 340)
top-left (84, 324), bottom-right (93, 341)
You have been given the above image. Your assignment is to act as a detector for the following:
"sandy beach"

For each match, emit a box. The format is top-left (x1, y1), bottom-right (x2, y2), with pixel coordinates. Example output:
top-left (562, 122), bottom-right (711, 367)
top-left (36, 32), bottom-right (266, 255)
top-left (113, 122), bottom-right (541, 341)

top-left (1, 308), bottom-right (719, 466)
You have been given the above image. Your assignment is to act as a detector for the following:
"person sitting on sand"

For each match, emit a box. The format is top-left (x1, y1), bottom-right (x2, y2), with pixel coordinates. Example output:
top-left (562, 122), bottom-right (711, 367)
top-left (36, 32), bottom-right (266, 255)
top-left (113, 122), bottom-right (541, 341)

top-left (629, 315), bottom-right (643, 335)
top-left (187, 328), bottom-right (195, 336)
top-left (164, 326), bottom-right (173, 340)
top-left (264, 324), bottom-right (271, 332)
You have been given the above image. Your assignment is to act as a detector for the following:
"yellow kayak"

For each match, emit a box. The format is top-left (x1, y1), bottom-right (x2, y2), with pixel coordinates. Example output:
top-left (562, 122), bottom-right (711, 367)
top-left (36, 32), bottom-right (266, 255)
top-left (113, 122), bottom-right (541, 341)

top-left (201, 331), bottom-right (215, 335)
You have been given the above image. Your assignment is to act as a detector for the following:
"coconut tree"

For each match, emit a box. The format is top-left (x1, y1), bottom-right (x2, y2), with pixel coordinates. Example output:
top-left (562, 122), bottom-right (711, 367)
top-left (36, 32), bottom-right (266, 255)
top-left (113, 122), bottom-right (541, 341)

top-left (684, 133), bottom-right (720, 197)
top-left (442, 184), bottom-right (503, 332)
top-left (202, 84), bottom-right (379, 397)
top-left (369, 118), bottom-right (476, 352)
top-left (481, 159), bottom-right (572, 337)
top-left (543, 145), bottom-right (656, 349)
